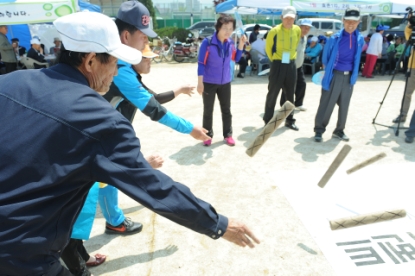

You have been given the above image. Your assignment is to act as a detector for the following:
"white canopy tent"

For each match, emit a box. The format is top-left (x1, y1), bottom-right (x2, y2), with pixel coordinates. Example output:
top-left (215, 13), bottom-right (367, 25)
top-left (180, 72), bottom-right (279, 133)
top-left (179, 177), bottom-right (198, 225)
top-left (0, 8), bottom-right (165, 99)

top-left (216, 0), bottom-right (415, 16)
top-left (0, 0), bottom-right (79, 25)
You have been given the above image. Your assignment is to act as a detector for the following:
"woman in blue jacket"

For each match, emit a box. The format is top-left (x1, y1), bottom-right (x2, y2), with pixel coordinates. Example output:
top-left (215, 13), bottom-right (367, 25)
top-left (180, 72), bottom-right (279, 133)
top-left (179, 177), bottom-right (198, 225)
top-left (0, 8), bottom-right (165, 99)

top-left (197, 14), bottom-right (246, 146)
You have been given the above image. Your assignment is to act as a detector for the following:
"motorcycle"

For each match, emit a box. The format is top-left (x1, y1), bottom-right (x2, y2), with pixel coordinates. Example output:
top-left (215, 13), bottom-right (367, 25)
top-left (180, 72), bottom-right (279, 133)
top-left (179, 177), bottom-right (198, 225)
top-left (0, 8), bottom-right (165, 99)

top-left (173, 34), bottom-right (199, 63)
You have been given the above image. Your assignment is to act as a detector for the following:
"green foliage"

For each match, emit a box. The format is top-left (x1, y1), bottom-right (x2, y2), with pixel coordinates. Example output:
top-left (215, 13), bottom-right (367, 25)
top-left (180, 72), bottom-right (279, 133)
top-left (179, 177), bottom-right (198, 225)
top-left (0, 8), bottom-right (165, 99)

top-left (152, 27), bottom-right (192, 43)
top-left (137, 0), bottom-right (157, 29)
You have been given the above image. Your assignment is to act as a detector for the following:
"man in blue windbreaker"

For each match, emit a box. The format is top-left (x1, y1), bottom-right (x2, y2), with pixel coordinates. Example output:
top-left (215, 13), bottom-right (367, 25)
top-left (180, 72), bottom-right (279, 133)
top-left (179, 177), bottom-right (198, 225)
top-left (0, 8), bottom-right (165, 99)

top-left (314, 7), bottom-right (364, 142)
top-left (0, 11), bottom-right (259, 276)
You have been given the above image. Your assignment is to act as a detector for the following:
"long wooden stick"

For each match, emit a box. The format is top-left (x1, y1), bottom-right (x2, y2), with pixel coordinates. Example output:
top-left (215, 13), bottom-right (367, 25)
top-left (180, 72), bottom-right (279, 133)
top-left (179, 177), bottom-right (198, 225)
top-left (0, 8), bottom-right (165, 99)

top-left (330, 209), bottom-right (407, 230)
top-left (346, 152), bottom-right (386, 174)
top-left (318, 144), bottom-right (351, 188)
top-left (246, 101), bottom-right (295, 157)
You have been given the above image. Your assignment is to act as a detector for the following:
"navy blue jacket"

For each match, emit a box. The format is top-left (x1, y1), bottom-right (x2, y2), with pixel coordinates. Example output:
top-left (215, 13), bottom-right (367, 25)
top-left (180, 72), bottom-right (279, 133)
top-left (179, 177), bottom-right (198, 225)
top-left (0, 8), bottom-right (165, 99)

top-left (0, 64), bottom-right (227, 275)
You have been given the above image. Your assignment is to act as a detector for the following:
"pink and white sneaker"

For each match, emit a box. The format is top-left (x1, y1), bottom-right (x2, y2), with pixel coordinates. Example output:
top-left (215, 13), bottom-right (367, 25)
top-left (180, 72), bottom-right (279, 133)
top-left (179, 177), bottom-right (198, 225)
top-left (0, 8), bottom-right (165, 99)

top-left (224, 136), bottom-right (235, 146)
top-left (203, 139), bottom-right (212, 146)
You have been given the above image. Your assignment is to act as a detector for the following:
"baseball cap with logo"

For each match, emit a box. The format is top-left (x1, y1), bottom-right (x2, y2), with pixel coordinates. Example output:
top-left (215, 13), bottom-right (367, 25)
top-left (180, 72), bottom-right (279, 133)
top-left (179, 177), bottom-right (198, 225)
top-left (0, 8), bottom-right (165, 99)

top-left (118, 1), bottom-right (157, 38)
top-left (344, 7), bottom-right (360, 21)
top-left (299, 18), bottom-right (313, 27)
top-left (282, 6), bottom-right (296, 19)
top-left (54, 11), bottom-right (142, 65)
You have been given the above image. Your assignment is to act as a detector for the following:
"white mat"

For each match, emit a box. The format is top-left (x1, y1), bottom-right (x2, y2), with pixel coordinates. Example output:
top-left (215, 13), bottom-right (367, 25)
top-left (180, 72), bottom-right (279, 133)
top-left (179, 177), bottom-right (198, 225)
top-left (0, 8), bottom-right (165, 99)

top-left (272, 163), bottom-right (415, 276)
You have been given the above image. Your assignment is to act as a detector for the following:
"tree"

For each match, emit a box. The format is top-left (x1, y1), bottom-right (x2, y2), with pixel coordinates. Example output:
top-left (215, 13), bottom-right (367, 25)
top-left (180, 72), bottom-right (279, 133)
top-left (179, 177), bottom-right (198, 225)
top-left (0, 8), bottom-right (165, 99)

top-left (137, 0), bottom-right (157, 29)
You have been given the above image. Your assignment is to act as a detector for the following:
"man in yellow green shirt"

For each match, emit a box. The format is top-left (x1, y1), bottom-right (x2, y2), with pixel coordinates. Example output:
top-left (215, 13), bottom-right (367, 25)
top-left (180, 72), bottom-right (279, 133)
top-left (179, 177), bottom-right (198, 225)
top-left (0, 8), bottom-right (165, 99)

top-left (263, 6), bottom-right (301, 130)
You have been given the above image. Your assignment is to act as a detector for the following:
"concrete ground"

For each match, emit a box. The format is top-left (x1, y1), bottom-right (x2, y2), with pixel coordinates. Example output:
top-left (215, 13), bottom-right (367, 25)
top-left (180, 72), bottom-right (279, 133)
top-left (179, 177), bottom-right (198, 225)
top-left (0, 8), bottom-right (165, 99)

top-left (85, 62), bottom-right (415, 276)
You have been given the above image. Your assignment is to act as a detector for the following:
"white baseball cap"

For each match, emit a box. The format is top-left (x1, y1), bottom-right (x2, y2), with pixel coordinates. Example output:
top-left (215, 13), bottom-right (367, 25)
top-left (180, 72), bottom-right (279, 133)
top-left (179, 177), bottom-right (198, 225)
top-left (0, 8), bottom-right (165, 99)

top-left (30, 38), bottom-right (41, 45)
top-left (282, 6), bottom-right (296, 18)
top-left (53, 11), bottom-right (142, 65)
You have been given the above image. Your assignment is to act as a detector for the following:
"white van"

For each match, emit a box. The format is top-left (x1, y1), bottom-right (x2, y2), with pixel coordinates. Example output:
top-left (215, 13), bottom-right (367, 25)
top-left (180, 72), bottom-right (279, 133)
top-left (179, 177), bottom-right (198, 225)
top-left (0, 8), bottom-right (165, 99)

top-left (297, 18), bottom-right (343, 37)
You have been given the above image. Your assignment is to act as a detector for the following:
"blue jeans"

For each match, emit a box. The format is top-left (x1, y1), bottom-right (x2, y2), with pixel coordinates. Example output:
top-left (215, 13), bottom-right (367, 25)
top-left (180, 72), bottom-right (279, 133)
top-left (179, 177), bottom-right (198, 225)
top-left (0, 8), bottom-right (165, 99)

top-left (98, 185), bottom-right (125, 226)
top-left (405, 109), bottom-right (415, 138)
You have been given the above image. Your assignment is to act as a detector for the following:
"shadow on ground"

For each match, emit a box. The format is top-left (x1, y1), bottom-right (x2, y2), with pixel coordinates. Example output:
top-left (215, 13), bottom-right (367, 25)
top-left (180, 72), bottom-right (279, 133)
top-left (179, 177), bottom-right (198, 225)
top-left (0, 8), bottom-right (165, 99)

top-left (367, 125), bottom-right (415, 162)
top-left (88, 245), bottom-right (178, 274)
top-left (169, 141), bottom-right (227, 165)
top-left (294, 137), bottom-right (341, 162)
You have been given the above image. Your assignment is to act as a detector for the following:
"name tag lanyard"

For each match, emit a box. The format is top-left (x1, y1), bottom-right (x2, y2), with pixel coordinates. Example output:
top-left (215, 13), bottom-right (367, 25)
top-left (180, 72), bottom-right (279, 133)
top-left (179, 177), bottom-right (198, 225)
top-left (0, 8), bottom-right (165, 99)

top-left (282, 28), bottom-right (293, 64)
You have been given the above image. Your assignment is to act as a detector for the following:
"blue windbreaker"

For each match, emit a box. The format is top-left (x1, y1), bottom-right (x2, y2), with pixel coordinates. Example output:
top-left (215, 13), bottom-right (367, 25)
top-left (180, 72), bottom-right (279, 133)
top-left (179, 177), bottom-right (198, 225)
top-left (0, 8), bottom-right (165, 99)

top-left (322, 29), bottom-right (364, 91)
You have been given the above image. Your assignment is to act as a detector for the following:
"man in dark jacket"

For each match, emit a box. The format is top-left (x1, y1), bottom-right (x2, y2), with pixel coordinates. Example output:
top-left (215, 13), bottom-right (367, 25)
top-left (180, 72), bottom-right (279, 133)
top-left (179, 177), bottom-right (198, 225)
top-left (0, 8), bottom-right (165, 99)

top-left (0, 9), bottom-right (259, 276)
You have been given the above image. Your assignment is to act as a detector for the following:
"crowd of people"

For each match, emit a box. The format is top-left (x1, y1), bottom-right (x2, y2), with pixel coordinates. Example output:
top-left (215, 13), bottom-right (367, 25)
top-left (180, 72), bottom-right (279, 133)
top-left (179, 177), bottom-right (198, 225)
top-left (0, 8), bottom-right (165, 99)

top-left (0, 27), bottom-right (61, 72)
top-left (0, 3), bottom-right (414, 275)
top-left (360, 24), bottom-right (412, 78)
top-left (226, 7), bottom-right (414, 143)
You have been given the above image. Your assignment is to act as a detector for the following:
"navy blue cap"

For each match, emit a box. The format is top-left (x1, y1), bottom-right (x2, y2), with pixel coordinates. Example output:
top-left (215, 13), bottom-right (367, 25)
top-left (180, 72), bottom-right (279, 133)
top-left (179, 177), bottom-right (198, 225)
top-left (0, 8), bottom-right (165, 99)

top-left (118, 1), bottom-right (157, 38)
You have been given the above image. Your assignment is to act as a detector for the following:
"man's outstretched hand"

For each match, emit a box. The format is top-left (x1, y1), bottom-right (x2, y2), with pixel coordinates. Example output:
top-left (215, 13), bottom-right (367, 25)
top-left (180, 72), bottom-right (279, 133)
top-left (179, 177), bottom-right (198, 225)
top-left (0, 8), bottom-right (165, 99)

top-left (222, 218), bottom-right (260, 248)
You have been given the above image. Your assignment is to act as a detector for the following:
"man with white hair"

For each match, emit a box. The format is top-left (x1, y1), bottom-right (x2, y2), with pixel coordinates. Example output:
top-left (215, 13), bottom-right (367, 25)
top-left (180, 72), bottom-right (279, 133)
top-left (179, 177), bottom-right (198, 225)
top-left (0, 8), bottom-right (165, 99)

top-left (0, 11), bottom-right (259, 276)
top-left (263, 5), bottom-right (301, 131)
top-left (314, 8), bottom-right (364, 142)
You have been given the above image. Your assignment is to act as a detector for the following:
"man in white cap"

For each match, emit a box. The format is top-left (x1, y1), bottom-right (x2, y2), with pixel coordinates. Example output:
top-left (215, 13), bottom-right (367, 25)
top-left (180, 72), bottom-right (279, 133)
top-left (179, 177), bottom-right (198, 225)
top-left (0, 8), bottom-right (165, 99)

top-left (0, 11), bottom-right (259, 276)
top-left (314, 8), bottom-right (364, 142)
top-left (280, 18), bottom-right (313, 112)
top-left (27, 37), bottom-right (47, 68)
top-left (263, 5), bottom-right (301, 130)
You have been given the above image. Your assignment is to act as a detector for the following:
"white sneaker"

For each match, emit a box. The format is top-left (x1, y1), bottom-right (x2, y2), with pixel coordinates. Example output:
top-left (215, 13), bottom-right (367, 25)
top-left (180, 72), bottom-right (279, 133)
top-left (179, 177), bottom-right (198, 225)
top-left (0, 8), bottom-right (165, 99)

top-left (296, 106), bottom-right (307, 111)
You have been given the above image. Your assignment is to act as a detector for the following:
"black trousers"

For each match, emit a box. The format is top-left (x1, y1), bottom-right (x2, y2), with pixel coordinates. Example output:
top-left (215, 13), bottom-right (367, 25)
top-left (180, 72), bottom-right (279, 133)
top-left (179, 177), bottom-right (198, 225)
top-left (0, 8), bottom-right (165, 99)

top-left (202, 82), bottom-right (232, 138)
top-left (281, 66), bottom-right (306, 107)
top-left (237, 56), bottom-right (248, 74)
top-left (4, 62), bottom-right (17, 73)
top-left (263, 60), bottom-right (296, 124)
top-left (61, 239), bottom-right (91, 276)
top-left (41, 261), bottom-right (73, 276)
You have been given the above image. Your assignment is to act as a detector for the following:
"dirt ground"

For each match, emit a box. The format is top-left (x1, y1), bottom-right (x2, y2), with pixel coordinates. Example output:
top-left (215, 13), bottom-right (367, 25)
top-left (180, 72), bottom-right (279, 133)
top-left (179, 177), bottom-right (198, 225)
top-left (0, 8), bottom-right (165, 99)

top-left (85, 62), bottom-right (415, 276)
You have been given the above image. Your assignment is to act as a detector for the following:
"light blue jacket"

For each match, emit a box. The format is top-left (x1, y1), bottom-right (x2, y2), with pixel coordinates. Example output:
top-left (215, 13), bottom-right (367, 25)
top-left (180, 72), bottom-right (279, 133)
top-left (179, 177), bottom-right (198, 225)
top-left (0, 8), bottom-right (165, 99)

top-left (113, 60), bottom-right (193, 134)
top-left (322, 29), bottom-right (364, 91)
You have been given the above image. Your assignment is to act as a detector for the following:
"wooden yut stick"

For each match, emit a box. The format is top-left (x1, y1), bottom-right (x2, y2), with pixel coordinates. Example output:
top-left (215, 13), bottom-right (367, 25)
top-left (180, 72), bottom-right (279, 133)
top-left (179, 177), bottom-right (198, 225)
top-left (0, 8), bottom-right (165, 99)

top-left (318, 144), bottom-right (351, 188)
top-left (330, 209), bottom-right (407, 230)
top-left (346, 152), bottom-right (386, 174)
top-left (246, 101), bottom-right (295, 157)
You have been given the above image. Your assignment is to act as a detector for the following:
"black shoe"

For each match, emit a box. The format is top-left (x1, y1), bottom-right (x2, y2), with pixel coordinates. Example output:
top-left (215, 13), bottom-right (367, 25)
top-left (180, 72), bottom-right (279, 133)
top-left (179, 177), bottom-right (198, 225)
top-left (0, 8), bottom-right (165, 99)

top-left (332, 130), bottom-right (349, 141)
top-left (105, 217), bottom-right (143, 235)
top-left (314, 132), bottom-right (322, 142)
top-left (285, 122), bottom-right (299, 131)
top-left (405, 136), bottom-right (414, 143)
top-left (392, 115), bottom-right (406, 123)
top-left (237, 73), bottom-right (244, 78)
